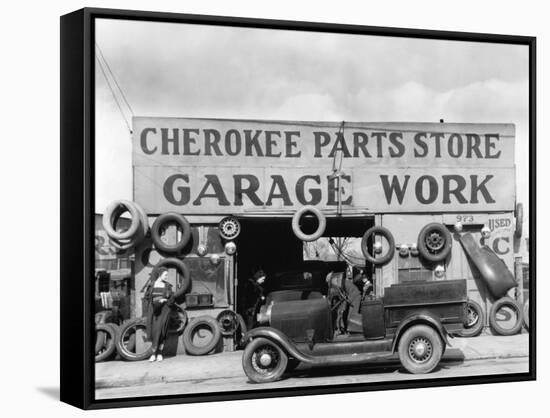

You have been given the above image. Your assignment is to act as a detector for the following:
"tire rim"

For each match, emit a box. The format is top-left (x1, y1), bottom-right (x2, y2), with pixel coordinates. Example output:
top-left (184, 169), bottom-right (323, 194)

top-left (120, 324), bottom-right (151, 356)
top-left (408, 337), bottom-right (433, 363)
top-left (219, 217), bottom-right (240, 240)
top-left (251, 344), bottom-right (280, 375)
top-left (425, 231), bottom-right (445, 253)
top-left (466, 306), bottom-right (480, 327)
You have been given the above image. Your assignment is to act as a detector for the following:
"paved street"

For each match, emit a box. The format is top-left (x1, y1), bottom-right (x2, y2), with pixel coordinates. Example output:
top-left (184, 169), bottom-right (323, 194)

top-left (95, 334), bottom-right (530, 400)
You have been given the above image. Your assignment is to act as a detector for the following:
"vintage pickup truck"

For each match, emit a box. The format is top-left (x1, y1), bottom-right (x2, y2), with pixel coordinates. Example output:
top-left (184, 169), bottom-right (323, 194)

top-left (241, 268), bottom-right (467, 383)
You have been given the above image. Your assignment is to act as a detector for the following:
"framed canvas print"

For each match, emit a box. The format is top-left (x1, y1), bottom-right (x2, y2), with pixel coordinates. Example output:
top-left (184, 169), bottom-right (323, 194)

top-left (60, 7), bottom-right (536, 410)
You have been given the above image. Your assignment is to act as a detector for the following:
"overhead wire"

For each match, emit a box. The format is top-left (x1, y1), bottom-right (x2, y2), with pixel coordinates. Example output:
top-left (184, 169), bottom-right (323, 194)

top-left (95, 54), bottom-right (132, 134)
top-left (95, 42), bottom-right (135, 117)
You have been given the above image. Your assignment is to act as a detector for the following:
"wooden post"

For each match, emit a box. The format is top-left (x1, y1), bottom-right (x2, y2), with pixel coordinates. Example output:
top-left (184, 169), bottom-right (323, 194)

top-left (514, 256), bottom-right (523, 305)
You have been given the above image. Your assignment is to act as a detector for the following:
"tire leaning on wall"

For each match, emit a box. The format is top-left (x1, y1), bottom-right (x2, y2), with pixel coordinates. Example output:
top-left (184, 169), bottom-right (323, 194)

top-left (458, 299), bottom-right (485, 337)
top-left (489, 297), bottom-right (524, 336)
top-left (291, 205), bottom-right (326, 242)
top-left (95, 323), bottom-right (117, 362)
top-left (182, 316), bottom-right (223, 356)
top-left (115, 318), bottom-right (153, 361)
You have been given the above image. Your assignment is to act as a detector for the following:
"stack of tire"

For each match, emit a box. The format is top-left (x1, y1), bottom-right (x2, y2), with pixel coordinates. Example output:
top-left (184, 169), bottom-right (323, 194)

top-left (102, 200), bottom-right (149, 250)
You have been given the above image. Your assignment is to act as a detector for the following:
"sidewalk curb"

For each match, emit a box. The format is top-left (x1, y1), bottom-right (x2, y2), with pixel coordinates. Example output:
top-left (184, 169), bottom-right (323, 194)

top-left (95, 350), bottom-right (529, 390)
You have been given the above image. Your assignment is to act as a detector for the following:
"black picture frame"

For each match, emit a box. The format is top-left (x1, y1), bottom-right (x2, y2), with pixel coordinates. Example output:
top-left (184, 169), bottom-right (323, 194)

top-left (60, 7), bottom-right (536, 410)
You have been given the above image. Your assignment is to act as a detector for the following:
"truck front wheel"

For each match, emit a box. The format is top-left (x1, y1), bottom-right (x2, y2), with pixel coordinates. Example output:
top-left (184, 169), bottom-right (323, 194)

top-left (398, 325), bottom-right (443, 374)
top-left (243, 338), bottom-right (288, 383)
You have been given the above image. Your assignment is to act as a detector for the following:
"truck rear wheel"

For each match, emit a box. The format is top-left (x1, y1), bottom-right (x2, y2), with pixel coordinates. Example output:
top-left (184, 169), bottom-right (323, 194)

top-left (398, 325), bottom-right (443, 374)
top-left (242, 338), bottom-right (288, 383)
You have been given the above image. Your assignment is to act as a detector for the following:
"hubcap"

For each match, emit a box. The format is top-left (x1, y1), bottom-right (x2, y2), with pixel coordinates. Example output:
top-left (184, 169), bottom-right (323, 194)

top-left (259, 353), bottom-right (272, 367)
top-left (408, 337), bottom-right (433, 363)
top-left (425, 232), bottom-right (444, 252)
top-left (251, 345), bottom-right (279, 374)
top-left (466, 306), bottom-right (479, 327)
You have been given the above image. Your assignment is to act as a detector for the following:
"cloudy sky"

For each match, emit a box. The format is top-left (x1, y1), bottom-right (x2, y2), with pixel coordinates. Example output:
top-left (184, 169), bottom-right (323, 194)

top-left (95, 18), bottom-right (530, 247)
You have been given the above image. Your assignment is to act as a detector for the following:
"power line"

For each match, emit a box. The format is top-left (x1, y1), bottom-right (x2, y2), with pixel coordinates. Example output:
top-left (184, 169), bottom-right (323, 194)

top-left (95, 55), bottom-right (132, 134)
top-left (95, 42), bottom-right (135, 117)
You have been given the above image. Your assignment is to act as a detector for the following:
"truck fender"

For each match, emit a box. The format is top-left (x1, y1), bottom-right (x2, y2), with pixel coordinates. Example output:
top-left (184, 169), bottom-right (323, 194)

top-left (391, 314), bottom-right (450, 353)
top-left (243, 327), bottom-right (314, 364)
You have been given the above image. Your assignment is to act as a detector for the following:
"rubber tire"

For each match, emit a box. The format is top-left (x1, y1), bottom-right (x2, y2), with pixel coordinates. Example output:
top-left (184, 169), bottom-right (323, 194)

top-left (182, 316), bottom-right (222, 356)
top-left (515, 202), bottom-right (523, 238)
top-left (216, 310), bottom-right (240, 336)
top-left (489, 297), bottom-right (524, 336)
top-left (292, 205), bottom-right (326, 242)
top-left (523, 300), bottom-right (529, 330)
top-left (417, 223), bottom-right (452, 263)
top-left (235, 313), bottom-right (248, 349)
top-left (102, 200), bottom-right (141, 241)
top-left (168, 309), bottom-right (188, 334)
top-left (361, 226), bottom-right (395, 265)
top-left (133, 201), bottom-right (150, 238)
top-left (95, 323), bottom-right (117, 362)
top-left (242, 337), bottom-right (288, 383)
top-left (151, 212), bottom-right (192, 253)
top-left (458, 299), bottom-right (485, 337)
top-left (115, 318), bottom-right (153, 361)
top-left (398, 325), bottom-right (443, 374)
top-left (154, 258), bottom-right (192, 301)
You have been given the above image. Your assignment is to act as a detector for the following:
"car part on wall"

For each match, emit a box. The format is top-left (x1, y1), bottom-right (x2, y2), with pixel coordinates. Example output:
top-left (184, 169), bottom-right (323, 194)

top-left (151, 212), bottom-right (191, 253)
top-left (489, 297), bottom-right (523, 336)
top-left (216, 310), bottom-right (239, 336)
top-left (95, 323), bottom-right (117, 362)
top-left (481, 226), bottom-right (491, 239)
top-left (154, 258), bottom-right (192, 301)
top-left (185, 292), bottom-right (214, 308)
top-left (102, 200), bottom-right (149, 249)
top-left (225, 241), bottom-right (237, 255)
top-left (515, 202), bottom-right (523, 237)
top-left (417, 223), bottom-right (452, 263)
top-left (458, 299), bottom-right (485, 337)
top-left (182, 316), bottom-right (222, 355)
top-left (219, 216), bottom-right (241, 240)
top-left (361, 226), bottom-right (395, 265)
top-left (458, 233), bottom-right (517, 300)
top-left (167, 308), bottom-right (188, 334)
top-left (115, 318), bottom-right (153, 361)
top-left (291, 205), bottom-right (326, 242)
top-left (523, 300), bottom-right (529, 330)
top-left (398, 244), bottom-right (409, 257)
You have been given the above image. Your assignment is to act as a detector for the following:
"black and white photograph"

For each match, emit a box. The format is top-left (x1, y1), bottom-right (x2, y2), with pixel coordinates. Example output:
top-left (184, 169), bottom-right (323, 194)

top-left (87, 11), bottom-right (534, 404)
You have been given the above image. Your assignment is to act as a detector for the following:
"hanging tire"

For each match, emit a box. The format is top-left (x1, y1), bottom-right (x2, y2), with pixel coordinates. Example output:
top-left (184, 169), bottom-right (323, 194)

top-left (291, 205), bottom-right (326, 242)
top-left (154, 258), bottom-right (192, 301)
top-left (458, 299), bottom-right (485, 337)
top-left (242, 337), bottom-right (288, 383)
top-left (102, 200), bottom-right (141, 241)
top-left (489, 297), bottom-right (523, 336)
top-left (398, 324), bottom-right (443, 374)
top-left (95, 323), bottom-right (117, 362)
top-left (115, 318), bottom-right (153, 361)
top-left (182, 316), bottom-right (222, 356)
top-left (361, 226), bottom-right (395, 265)
top-left (515, 202), bottom-right (523, 238)
top-left (151, 212), bottom-right (191, 253)
top-left (523, 300), bottom-right (529, 330)
top-left (417, 223), bottom-right (452, 263)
